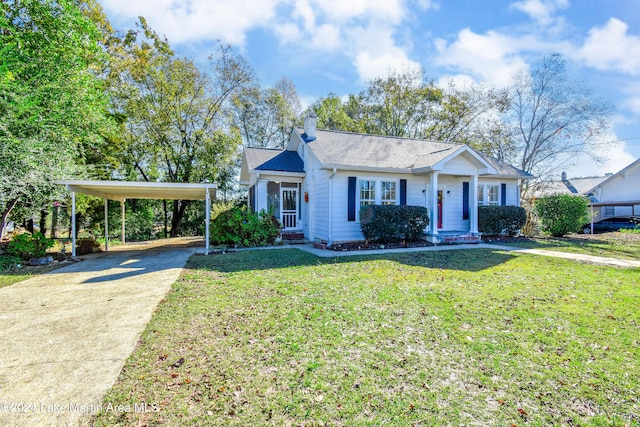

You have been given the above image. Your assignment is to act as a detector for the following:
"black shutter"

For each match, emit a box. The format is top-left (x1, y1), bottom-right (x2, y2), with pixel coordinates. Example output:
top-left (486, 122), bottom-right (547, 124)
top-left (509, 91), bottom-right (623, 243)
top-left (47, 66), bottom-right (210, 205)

top-left (400, 179), bottom-right (407, 205)
top-left (501, 183), bottom-right (507, 206)
top-left (462, 182), bottom-right (469, 220)
top-left (348, 177), bottom-right (356, 221)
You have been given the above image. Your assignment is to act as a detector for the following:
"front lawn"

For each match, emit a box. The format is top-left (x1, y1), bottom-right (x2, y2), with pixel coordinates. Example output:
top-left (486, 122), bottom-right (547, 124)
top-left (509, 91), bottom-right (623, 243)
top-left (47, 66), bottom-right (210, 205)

top-left (490, 231), bottom-right (640, 261)
top-left (95, 248), bottom-right (639, 426)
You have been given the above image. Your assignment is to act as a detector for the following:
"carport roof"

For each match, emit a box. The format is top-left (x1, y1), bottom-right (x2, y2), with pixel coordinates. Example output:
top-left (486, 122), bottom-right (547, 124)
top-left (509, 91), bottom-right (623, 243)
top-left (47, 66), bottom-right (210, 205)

top-left (56, 180), bottom-right (216, 202)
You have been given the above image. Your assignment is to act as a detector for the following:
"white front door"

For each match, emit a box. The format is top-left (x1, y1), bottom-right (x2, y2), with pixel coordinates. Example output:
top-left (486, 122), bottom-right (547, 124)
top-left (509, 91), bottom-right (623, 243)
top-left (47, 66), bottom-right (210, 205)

top-left (280, 188), bottom-right (298, 229)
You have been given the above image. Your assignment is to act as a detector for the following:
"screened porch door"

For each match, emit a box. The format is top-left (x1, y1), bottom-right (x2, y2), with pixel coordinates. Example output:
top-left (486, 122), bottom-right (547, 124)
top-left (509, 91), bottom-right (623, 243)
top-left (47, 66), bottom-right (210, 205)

top-left (280, 188), bottom-right (298, 229)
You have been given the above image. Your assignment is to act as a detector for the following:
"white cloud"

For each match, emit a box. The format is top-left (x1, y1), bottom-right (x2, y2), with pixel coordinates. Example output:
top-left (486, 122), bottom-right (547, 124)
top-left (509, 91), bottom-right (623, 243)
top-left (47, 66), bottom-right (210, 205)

top-left (436, 74), bottom-right (478, 89)
top-left (566, 144), bottom-right (637, 177)
top-left (575, 18), bottom-right (640, 75)
top-left (510, 0), bottom-right (569, 26)
top-left (309, 0), bottom-right (405, 24)
top-left (101, 0), bottom-right (282, 46)
top-left (434, 29), bottom-right (530, 87)
top-left (349, 24), bottom-right (421, 83)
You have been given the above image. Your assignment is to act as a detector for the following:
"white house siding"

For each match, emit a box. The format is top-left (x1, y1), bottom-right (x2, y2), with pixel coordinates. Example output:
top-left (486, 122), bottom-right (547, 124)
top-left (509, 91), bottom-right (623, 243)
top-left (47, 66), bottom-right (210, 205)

top-left (328, 172), bottom-right (428, 243)
top-left (593, 162), bottom-right (640, 203)
top-left (312, 166), bottom-right (331, 242)
top-left (442, 154), bottom-right (482, 175)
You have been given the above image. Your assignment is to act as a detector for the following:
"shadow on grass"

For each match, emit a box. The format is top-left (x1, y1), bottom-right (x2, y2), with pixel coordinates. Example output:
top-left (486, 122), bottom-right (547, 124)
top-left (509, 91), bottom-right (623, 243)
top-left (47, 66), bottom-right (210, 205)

top-left (187, 247), bottom-right (518, 273)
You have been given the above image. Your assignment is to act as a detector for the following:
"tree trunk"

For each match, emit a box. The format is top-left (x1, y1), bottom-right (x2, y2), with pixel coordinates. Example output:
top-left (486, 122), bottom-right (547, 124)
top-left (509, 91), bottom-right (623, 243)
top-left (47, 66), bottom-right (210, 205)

top-left (169, 199), bottom-right (190, 237)
top-left (39, 209), bottom-right (48, 237)
top-left (51, 205), bottom-right (58, 238)
top-left (0, 198), bottom-right (18, 241)
top-left (26, 218), bottom-right (34, 234)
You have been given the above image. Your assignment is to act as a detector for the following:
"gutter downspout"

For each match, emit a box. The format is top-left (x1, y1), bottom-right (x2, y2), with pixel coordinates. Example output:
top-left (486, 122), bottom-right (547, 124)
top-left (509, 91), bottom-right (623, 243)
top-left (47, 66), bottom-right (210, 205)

top-left (328, 168), bottom-right (337, 246)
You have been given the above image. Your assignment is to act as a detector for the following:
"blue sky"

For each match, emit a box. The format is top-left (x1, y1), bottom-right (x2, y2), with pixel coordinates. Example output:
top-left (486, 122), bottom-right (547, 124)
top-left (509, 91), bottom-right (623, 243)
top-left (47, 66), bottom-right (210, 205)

top-left (100, 0), bottom-right (640, 178)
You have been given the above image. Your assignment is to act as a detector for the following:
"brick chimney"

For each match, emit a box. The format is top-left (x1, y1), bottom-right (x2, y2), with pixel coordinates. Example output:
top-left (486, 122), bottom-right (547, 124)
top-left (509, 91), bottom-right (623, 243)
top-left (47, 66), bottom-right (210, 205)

top-left (303, 112), bottom-right (317, 142)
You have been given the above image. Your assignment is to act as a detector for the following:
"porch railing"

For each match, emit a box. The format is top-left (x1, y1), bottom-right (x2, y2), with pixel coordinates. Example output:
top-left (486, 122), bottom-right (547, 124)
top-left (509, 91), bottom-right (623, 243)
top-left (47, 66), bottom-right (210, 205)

top-left (281, 212), bottom-right (297, 229)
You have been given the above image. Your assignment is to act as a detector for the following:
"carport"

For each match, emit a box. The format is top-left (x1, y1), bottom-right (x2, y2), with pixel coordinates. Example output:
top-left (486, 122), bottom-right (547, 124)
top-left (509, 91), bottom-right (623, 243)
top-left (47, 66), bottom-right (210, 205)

top-left (56, 180), bottom-right (216, 256)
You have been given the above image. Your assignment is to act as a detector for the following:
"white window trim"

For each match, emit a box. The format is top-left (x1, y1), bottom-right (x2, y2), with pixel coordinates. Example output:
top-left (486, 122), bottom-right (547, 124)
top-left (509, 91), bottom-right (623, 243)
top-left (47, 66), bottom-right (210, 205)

top-left (356, 177), bottom-right (400, 221)
top-left (477, 183), bottom-right (502, 206)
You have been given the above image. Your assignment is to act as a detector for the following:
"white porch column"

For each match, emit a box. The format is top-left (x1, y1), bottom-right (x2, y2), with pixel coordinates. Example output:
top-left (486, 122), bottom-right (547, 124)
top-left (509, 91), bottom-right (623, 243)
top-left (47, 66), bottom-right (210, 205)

top-left (430, 172), bottom-right (439, 235)
top-left (104, 198), bottom-right (109, 252)
top-left (205, 188), bottom-right (211, 255)
top-left (121, 199), bottom-right (126, 245)
top-left (470, 174), bottom-right (479, 233)
top-left (256, 179), bottom-right (268, 213)
top-left (71, 191), bottom-right (76, 257)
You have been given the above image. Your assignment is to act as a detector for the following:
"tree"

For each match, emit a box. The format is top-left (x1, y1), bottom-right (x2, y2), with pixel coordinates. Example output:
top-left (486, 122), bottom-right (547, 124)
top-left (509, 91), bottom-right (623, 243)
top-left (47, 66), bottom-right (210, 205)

top-left (351, 67), bottom-right (442, 138)
top-left (234, 77), bottom-right (302, 148)
top-left (109, 20), bottom-right (255, 236)
top-left (308, 68), bottom-right (508, 149)
top-left (508, 54), bottom-right (614, 182)
top-left (310, 94), bottom-right (356, 131)
top-left (0, 0), bottom-right (114, 240)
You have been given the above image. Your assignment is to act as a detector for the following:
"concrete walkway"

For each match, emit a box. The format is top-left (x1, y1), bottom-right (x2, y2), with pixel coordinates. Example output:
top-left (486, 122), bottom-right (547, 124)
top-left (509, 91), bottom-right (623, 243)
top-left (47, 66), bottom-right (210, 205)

top-left (284, 243), bottom-right (640, 268)
top-left (0, 242), bottom-right (197, 427)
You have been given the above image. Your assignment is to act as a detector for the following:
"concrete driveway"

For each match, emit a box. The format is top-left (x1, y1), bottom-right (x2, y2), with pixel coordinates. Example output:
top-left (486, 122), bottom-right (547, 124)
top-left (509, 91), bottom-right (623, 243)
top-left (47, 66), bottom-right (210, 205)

top-left (0, 239), bottom-right (198, 426)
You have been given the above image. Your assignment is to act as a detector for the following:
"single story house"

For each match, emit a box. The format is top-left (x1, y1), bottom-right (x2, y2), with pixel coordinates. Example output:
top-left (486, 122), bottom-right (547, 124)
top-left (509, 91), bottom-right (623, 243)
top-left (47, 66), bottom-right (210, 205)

top-left (240, 114), bottom-right (532, 244)
top-left (533, 158), bottom-right (640, 224)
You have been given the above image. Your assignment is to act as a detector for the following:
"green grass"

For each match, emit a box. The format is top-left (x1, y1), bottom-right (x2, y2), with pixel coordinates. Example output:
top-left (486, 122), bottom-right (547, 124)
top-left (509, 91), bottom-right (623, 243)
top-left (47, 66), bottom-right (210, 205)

top-left (497, 232), bottom-right (640, 261)
top-left (94, 248), bottom-right (640, 426)
top-left (0, 263), bottom-right (66, 289)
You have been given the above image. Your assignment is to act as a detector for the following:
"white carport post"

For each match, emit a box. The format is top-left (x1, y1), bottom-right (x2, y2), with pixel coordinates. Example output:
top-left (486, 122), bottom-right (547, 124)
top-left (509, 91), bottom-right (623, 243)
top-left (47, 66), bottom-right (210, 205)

top-left (205, 188), bottom-right (211, 255)
top-left (71, 191), bottom-right (77, 257)
top-left (104, 198), bottom-right (109, 252)
top-left (121, 199), bottom-right (126, 245)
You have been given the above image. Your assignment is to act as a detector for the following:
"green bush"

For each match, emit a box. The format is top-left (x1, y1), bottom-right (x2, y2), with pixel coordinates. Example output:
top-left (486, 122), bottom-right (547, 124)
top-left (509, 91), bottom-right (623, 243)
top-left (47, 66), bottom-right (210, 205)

top-left (534, 194), bottom-right (589, 237)
top-left (0, 255), bottom-right (22, 271)
top-left (6, 232), bottom-right (54, 260)
top-left (360, 205), bottom-right (430, 243)
top-left (478, 206), bottom-right (527, 236)
top-left (209, 206), bottom-right (281, 247)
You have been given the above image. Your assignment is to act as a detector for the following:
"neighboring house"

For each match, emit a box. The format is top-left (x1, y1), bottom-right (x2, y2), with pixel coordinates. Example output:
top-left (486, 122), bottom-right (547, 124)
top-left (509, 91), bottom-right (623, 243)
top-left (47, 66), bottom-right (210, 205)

top-left (533, 159), bottom-right (640, 224)
top-left (240, 115), bottom-right (532, 244)
top-left (583, 158), bottom-right (640, 223)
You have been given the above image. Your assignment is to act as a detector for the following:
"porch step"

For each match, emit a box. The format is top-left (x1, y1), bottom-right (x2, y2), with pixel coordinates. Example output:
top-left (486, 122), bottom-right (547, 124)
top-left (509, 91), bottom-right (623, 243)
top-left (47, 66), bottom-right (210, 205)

top-left (282, 232), bottom-right (304, 240)
top-left (281, 232), bottom-right (307, 245)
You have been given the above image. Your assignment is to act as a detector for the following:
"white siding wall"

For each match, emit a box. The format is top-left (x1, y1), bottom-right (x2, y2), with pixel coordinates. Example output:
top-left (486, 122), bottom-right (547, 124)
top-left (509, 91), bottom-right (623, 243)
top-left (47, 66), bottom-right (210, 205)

top-left (596, 162), bottom-right (640, 202)
top-left (330, 173), bottom-right (428, 242)
top-left (312, 166), bottom-right (331, 242)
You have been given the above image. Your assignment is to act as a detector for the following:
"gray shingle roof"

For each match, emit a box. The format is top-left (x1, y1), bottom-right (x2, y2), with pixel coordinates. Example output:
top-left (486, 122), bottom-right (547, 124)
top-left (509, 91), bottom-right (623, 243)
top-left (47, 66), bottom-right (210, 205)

top-left (533, 176), bottom-right (608, 197)
top-left (301, 129), bottom-right (532, 178)
top-left (305, 129), bottom-right (460, 171)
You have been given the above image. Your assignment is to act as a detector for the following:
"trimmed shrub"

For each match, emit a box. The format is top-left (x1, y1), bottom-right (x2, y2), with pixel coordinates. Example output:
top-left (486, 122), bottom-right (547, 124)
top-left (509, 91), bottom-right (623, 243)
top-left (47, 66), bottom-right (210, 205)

top-left (534, 194), bottom-right (589, 237)
top-left (209, 205), bottom-right (280, 247)
top-left (360, 205), bottom-right (429, 243)
top-left (6, 232), bottom-right (54, 260)
top-left (478, 206), bottom-right (527, 236)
